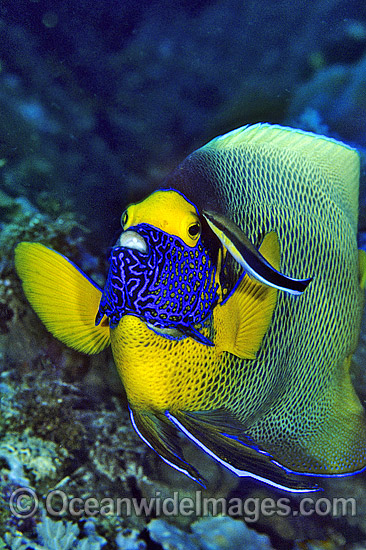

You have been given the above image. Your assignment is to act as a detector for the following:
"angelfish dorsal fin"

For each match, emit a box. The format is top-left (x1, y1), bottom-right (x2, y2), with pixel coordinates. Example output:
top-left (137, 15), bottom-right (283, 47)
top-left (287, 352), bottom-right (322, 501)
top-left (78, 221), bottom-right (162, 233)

top-left (216, 232), bottom-right (279, 359)
top-left (203, 123), bottom-right (360, 231)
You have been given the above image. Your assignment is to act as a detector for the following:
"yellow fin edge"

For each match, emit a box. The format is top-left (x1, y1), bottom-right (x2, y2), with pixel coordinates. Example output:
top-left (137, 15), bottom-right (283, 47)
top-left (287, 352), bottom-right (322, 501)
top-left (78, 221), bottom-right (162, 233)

top-left (216, 231), bottom-right (279, 359)
top-left (14, 242), bottom-right (110, 354)
top-left (359, 249), bottom-right (366, 290)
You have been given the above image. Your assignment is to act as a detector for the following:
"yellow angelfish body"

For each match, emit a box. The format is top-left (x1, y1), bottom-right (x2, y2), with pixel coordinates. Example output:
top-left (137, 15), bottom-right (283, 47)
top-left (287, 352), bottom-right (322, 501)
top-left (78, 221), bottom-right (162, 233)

top-left (15, 124), bottom-right (366, 492)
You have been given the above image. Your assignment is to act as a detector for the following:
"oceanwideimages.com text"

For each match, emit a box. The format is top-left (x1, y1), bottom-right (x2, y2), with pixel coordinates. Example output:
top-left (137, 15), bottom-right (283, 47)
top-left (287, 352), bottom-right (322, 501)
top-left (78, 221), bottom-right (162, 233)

top-left (9, 488), bottom-right (357, 522)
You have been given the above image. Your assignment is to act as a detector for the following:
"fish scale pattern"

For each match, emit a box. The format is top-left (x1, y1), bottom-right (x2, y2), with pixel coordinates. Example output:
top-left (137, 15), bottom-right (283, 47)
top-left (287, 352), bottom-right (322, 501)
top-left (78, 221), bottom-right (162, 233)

top-left (159, 125), bottom-right (366, 474)
top-left (197, 145), bottom-right (363, 471)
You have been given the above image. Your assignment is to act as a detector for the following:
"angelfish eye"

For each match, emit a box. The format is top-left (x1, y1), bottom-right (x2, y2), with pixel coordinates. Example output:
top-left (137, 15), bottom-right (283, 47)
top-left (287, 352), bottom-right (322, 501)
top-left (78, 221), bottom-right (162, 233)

top-left (188, 222), bottom-right (201, 239)
top-left (121, 210), bottom-right (128, 227)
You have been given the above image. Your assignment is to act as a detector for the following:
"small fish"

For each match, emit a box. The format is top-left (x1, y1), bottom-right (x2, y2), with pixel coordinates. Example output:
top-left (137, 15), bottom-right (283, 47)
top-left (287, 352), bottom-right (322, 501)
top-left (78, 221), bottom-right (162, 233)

top-left (15, 123), bottom-right (366, 492)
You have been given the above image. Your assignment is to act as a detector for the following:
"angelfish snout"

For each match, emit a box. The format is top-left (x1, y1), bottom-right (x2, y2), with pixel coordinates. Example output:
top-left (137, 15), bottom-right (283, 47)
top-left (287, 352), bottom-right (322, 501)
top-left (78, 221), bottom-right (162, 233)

top-left (117, 230), bottom-right (148, 253)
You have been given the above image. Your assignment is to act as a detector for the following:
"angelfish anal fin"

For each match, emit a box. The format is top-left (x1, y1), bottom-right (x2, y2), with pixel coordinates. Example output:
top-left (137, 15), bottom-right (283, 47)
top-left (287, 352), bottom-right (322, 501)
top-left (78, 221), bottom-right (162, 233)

top-left (167, 408), bottom-right (320, 493)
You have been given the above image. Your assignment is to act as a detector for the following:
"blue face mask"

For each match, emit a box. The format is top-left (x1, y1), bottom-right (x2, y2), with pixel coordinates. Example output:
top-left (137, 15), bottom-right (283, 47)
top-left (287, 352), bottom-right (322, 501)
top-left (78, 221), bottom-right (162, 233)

top-left (95, 224), bottom-right (219, 345)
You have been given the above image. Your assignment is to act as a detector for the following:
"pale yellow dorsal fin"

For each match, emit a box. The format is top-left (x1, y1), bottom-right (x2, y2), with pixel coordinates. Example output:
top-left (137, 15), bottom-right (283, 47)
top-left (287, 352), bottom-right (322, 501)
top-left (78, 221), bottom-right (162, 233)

top-left (215, 231), bottom-right (279, 359)
top-left (359, 249), bottom-right (366, 290)
top-left (14, 242), bottom-right (110, 354)
top-left (203, 123), bottom-right (360, 230)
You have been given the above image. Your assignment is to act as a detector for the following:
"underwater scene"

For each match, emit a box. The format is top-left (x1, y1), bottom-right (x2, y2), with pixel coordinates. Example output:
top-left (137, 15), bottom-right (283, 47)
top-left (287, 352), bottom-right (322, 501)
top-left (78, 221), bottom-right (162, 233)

top-left (1, 0), bottom-right (366, 548)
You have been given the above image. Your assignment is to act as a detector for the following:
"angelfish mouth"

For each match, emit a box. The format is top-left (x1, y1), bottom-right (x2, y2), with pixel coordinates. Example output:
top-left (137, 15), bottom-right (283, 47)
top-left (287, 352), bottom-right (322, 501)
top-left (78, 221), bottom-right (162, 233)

top-left (117, 230), bottom-right (148, 253)
top-left (146, 322), bottom-right (184, 338)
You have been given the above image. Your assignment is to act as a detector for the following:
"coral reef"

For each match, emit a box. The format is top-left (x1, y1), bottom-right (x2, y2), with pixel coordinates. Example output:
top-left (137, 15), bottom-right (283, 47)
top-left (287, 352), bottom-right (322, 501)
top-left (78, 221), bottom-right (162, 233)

top-left (0, 0), bottom-right (366, 548)
top-left (3, 515), bottom-right (107, 550)
top-left (0, 432), bottom-right (68, 483)
top-left (148, 516), bottom-right (274, 550)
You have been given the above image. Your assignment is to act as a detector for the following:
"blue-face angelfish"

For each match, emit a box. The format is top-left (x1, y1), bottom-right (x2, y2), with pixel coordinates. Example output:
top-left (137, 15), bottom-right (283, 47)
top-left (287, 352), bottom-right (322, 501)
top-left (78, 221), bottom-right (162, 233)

top-left (15, 123), bottom-right (366, 493)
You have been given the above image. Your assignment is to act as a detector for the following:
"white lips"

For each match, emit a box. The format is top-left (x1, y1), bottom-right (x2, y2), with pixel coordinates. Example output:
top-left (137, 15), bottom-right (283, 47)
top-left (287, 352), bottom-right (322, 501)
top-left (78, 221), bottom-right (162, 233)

top-left (117, 230), bottom-right (148, 253)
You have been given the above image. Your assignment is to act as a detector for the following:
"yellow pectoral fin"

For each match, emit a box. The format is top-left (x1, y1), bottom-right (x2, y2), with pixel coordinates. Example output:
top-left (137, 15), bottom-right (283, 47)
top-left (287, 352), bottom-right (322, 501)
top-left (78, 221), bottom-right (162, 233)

top-left (359, 249), bottom-right (366, 290)
top-left (14, 242), bottom-right (110, 354)
top-left (216, 231), bottom-right (279, 359)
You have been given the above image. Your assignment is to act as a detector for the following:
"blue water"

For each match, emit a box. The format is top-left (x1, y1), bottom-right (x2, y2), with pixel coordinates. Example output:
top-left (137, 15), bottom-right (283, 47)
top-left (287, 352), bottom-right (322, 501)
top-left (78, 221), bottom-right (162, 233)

top-left (1, 1), bottom-right (366, 548)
